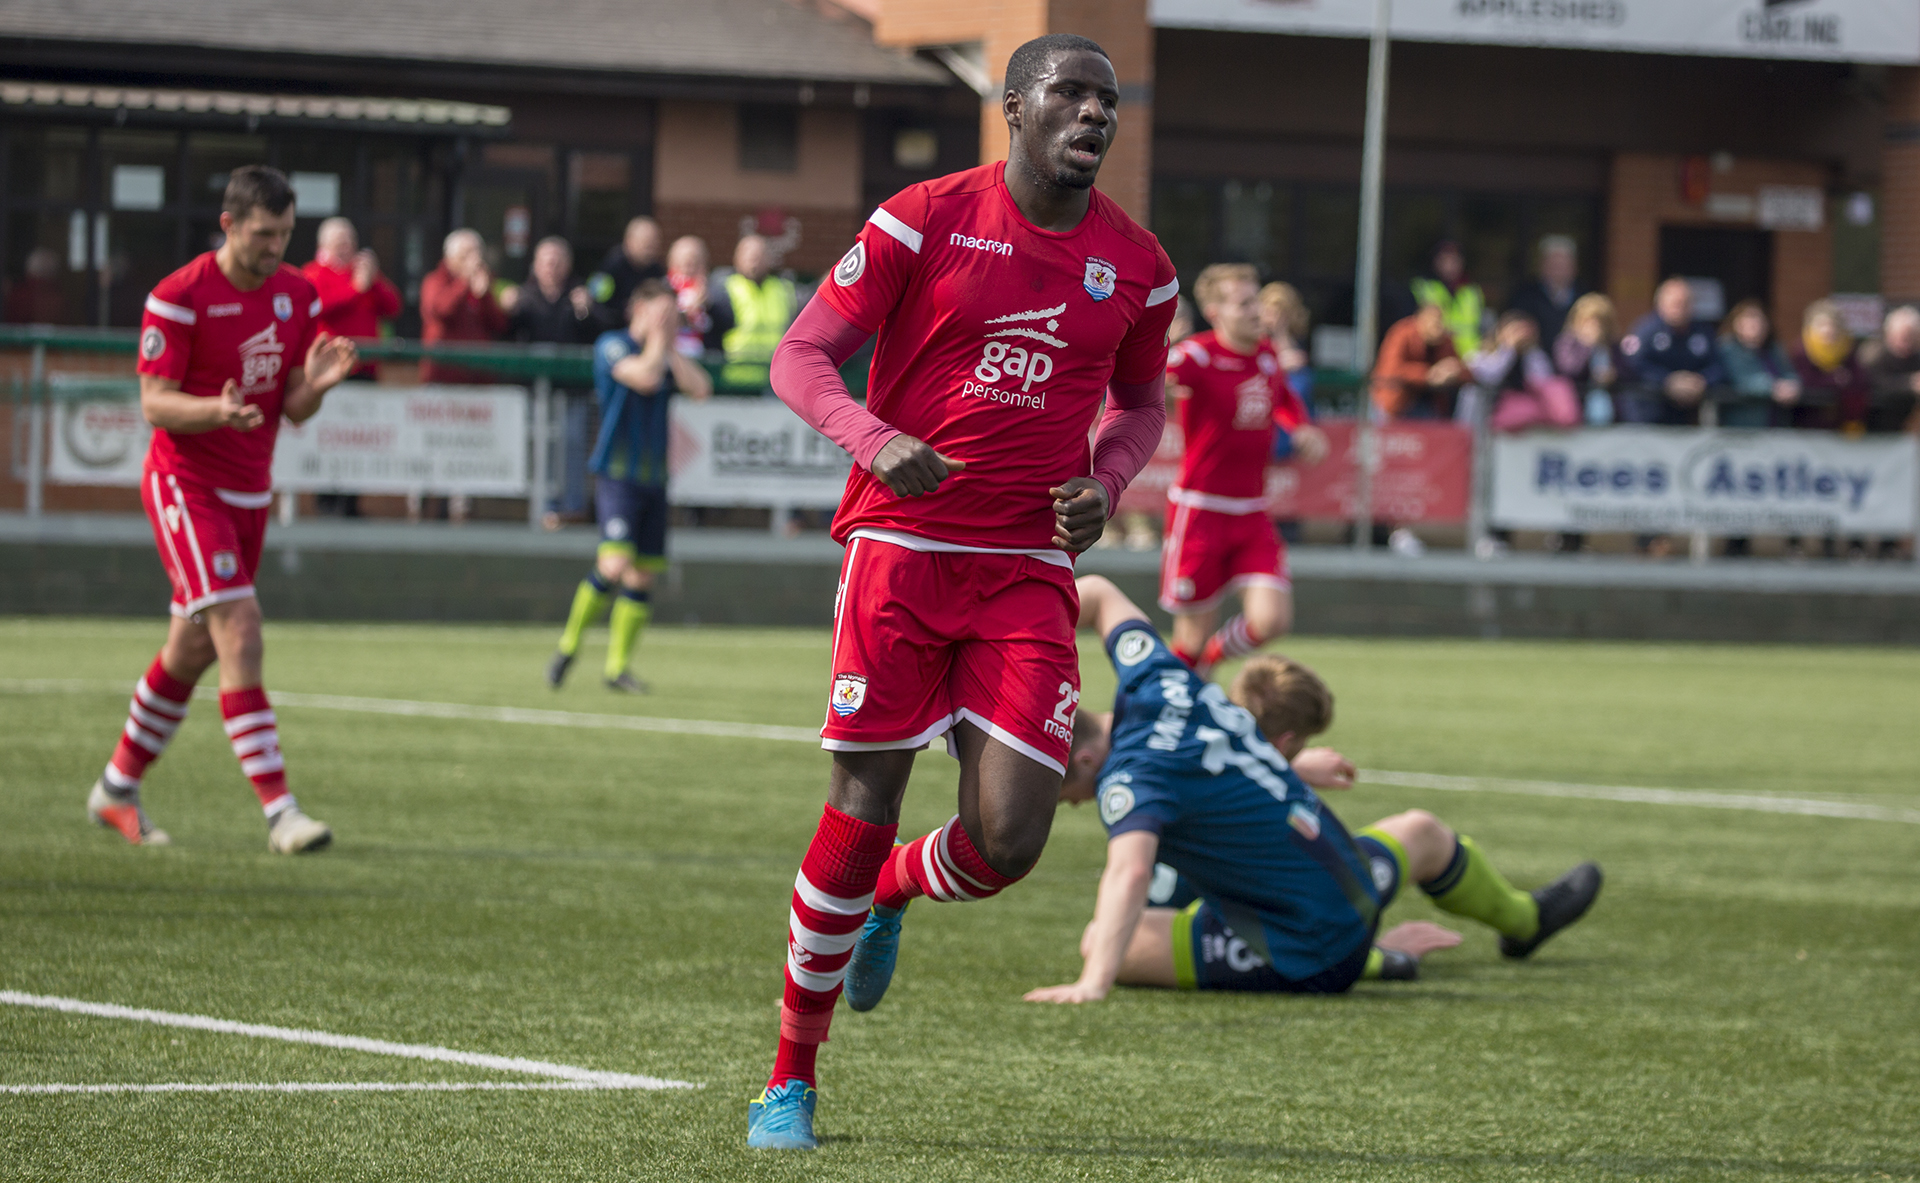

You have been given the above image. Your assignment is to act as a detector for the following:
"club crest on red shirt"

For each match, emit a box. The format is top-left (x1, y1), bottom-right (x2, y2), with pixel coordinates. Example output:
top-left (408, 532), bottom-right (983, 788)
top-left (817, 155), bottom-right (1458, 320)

top-left (1083, 257), bottom-right (1117, 302)
top-left (272, 293), bottom-right (293, 322)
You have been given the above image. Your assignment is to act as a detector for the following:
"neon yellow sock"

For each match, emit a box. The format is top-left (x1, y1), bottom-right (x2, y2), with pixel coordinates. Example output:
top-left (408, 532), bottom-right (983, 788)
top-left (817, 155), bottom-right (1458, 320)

top-left (558, 577), bottom-right (611, 657)
top-left (605, 592), bottom-right (651, 679)
top-left (1421, 835), bottom-right (1539, 940)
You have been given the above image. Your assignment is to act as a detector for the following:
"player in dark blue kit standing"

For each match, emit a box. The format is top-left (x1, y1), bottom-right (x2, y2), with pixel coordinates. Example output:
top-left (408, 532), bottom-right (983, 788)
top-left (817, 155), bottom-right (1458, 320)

top-left (548, 280), bottom-right (710, 692)
top-left (1016, 576), bottom-right (1602, 1002)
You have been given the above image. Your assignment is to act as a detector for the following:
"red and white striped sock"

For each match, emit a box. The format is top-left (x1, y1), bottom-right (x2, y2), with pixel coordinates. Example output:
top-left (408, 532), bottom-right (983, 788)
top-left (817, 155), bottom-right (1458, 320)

top-left (873, 815), bottom-right (1023, 911)
top-left (1198, 614), bottom-right (1266, 675)
top-left (219, 687), bottom-right (294, 817)
top-left (770, 804), bottom-right (897, 1090)
top-left (103, 657), bottom-right (194, 793)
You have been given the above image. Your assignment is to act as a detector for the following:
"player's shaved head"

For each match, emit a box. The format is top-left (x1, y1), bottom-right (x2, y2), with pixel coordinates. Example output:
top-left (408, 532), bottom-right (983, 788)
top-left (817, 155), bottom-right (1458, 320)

top-left (1005, 34), bottom-right (1110, 100)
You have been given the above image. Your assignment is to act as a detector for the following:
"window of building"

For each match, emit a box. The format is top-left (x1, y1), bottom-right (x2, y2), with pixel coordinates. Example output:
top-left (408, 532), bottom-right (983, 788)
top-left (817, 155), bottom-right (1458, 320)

top-left (738, 104), bottom-right (799, 173)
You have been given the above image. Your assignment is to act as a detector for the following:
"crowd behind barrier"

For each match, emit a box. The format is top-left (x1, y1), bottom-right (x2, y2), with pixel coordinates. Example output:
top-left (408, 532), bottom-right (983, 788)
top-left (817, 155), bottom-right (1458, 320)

top-left (5, 219), bottom-right (1918, 559)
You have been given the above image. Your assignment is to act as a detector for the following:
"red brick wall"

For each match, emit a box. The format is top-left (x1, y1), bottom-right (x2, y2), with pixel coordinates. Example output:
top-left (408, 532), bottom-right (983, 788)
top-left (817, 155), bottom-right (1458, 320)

top-left (1605, 152), bottom-right (1831, 331)
top-left (652, 203), bottom-right (864, 278)
top-left (1883, 68), bottom-right (1920, 304)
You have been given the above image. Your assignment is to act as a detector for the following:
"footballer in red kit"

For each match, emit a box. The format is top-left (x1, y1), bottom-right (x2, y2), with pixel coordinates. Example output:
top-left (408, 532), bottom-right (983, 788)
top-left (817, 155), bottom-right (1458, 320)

top-left (86, 165), bottom-right (357, 855)
top-left (1162, 263), bottom-right (1327, 678)
top-left (747, 35), bottom-right (1177, 1149)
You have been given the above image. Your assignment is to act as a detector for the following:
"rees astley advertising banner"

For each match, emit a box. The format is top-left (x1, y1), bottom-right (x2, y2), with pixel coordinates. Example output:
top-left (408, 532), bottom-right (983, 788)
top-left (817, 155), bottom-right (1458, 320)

top-left (1150, 0), bottom-right (1920, 64)
top-left (1490, 427), bottom-right (1920, 535)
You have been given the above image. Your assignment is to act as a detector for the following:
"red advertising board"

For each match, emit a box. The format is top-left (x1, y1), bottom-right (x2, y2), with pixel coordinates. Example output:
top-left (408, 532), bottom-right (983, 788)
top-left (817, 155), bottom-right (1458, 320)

top-left (1114, 419), bottom-right (1472, 524)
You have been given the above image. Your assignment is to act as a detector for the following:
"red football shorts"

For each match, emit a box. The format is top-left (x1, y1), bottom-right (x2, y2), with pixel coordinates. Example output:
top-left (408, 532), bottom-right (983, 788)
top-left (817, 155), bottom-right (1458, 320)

top-left (822, 532), bottom-right (1081, 775)
top-left (1159, 499), bottom-right (1291, 615)
top-left (141, 468), bottom-right (268, 618)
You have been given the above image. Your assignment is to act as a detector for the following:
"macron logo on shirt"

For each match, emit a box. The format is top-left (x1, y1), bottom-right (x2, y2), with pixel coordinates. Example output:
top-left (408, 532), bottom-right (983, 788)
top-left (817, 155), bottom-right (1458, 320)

top-left (949, 233), bottom-right (1013, 257)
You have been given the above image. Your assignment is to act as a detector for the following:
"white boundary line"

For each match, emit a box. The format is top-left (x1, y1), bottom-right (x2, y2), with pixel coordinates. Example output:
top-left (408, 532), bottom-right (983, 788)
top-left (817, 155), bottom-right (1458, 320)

top-left (0, 991), bottom-right (696, 1092)
top-left (5, 1081), bottom-right (648, 1095)
top-left (1356, 770), bottom-right (1920, 825)
top-left (5, 679), bottom-right (1915, 825)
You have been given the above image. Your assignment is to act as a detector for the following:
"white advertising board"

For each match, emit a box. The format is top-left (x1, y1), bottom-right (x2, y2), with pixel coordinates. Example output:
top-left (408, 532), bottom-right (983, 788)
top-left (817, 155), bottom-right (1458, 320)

top-left (47, 385), bottom-right (529, 496)
top-left (273, 386), bottom-right (527, 495)
top-left (1150, 0), bottom-right (1920, 64)
top-left (667, 397), bottom-right (852, 508)
top-left (1490, 428), bottom-right (1919, 535)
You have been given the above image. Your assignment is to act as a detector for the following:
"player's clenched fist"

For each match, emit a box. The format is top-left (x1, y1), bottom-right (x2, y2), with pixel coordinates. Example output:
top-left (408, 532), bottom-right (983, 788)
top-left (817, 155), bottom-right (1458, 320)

top-left (216, 380), bottom-right (265, 432)
top-left (1050, 477), bottom-right (1109, 553)
top-left (871, 434), bottom-right (966, 497)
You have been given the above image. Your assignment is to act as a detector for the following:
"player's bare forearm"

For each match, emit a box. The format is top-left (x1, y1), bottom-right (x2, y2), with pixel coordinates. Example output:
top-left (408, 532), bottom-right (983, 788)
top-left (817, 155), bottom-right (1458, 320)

top-left (1073, 574), bottom-right (1150, 637)
top-left (140, 376), bottom-right (261, 434)
top-left (611, 344), bottom-right (670, 395)
top-left (665, 350), bottom-right (713, 401)
top-left (1025, 831), bottom-right (1158, 1004)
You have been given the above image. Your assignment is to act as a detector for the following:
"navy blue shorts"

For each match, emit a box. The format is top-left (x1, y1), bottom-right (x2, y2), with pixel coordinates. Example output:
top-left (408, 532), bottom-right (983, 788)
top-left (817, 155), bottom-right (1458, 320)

top-left (1169, 834), bottom-right (1404, 994)
top-left (594, 479), bottom-right (668, 565)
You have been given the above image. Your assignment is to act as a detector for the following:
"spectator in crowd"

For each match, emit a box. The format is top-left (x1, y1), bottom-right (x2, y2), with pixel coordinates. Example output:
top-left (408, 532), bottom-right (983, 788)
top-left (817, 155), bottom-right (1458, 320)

top-left (1509, 235), bottom-right (1586, 345)
top-left (417, 228), bottom-right (508, 522)
top-left (665, 235), bottom-right (724, 358)
top-left (1789, 299), bottom-right (1871, 434)
top-left (499, 236), bottom-right (602, 528)
top-left (1552, 293), bottom-right (1622, 426)
top-left (715, 233), bottom-right (797, 389)
top-left (1471, 312), bottom-right (1578, 433)
top-left (1619, 278), bottom-right (1723, 425)
top-left (1862, 304), bottom-right (1920, 435)
top-left (587, 216), bottom-right (666, 321)
top-left (420, 228), bottom-right (507, 384)
top-left (1258, 280), bottom-right (1315, 407)
top-left (303, 218), bottom-right (401, 380)
top-left (1715, 299), bottom-right (1798, 429)
top-left (501, 236), bottom-right (601, 346)
top-left (1371, 302), bottom-right (1467, 421)
top-left (4, 247), bottom-right (68, 324)
top-left (1410, 241), bottom-right (1486, 357)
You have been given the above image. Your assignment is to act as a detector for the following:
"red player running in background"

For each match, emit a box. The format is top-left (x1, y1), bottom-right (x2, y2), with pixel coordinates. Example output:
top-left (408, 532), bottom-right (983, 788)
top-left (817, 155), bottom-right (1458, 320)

top-left (748, 33), bottom-right (1179, 1150)
top-left (1162, 263), bottom-right (1329, 678)
top-left (87, 165), bottom-right (357, 854)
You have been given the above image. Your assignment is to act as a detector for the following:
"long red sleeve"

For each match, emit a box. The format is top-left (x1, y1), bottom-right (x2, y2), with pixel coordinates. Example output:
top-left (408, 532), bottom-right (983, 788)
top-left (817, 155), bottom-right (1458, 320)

top-left (769, 297), bottom-right (899, 470)
top-left (1090, 374), bottom-right (1167, 512)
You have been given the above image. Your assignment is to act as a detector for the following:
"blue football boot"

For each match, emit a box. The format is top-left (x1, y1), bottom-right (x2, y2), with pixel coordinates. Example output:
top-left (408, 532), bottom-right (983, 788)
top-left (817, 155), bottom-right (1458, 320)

top-left (747, 1080), bottom-right (819, 1150)
top-left (842, 901), bottom-right (907, 1012)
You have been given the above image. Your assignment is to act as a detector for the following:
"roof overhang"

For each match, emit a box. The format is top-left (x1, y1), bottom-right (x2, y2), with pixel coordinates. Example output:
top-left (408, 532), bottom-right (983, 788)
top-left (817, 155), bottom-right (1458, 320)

top-left (0, 79), bottom-right (511, 135)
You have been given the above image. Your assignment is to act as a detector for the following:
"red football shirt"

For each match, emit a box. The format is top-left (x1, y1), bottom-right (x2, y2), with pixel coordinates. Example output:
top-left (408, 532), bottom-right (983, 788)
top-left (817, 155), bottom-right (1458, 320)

top-left (1166, 330), bottom-right (1308, 505)
top-left (138, 253), bottom-right (321, 495)
top-left (818, 163), bottom-right (1178, 551)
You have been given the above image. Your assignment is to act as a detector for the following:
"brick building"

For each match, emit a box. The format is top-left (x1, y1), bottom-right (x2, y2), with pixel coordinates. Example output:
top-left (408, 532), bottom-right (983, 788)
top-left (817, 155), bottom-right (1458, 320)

top-left (0, 0), bottom-right (975, 330)
top-left (4, 0), bottom-right (1918, 343)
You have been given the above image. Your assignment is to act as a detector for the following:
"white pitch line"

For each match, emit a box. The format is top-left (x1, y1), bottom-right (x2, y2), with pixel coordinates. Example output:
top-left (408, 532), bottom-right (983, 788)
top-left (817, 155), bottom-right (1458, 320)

top-left (0, 992), bottom-right (695, 1091)
top-left (5, 678), bottom-right (1914, 825)
top-left (1356, 769), bottom-right (1920, 826)
top-left (5, 1081), bottom-right (649, 1095)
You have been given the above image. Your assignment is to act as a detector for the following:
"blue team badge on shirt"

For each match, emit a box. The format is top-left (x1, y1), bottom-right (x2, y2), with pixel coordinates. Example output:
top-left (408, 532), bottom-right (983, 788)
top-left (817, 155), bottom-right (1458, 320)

top-left (1084, 257), bottom-right (1117, 302)
top-left (272, 293), bottom-right (292, 321)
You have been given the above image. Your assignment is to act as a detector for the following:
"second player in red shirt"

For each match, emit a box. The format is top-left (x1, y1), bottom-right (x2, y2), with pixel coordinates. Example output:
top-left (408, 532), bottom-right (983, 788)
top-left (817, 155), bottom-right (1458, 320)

top-left (85, 166), bottom-right (357, 855)
top-left (749, 34), bottom-right (1177, 1150)
top-left (1163, 263), bottom-right (1327, 677)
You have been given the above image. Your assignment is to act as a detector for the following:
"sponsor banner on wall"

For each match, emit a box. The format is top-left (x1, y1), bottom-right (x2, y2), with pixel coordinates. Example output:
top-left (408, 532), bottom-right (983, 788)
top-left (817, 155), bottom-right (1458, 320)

top-left (1115, 419), bottom-right (1473, 524)
top-left (1490, 427), bottom-right (1919, 534)
top-left (47, 397), bottom-right (152, 486)
top-left (272, 386), bottom-right (528, 495)
top-left (49, 385), bottom-right (530, 494)
top-left (667, 397), bottom-right (853, 507)
top-left (1150, 0), bottom-right (1920, 64)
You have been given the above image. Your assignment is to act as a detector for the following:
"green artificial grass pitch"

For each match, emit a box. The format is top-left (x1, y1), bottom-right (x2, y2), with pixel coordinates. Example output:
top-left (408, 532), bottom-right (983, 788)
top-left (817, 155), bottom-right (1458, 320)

top-left (1, 618), bottom-right (1917, 1181)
